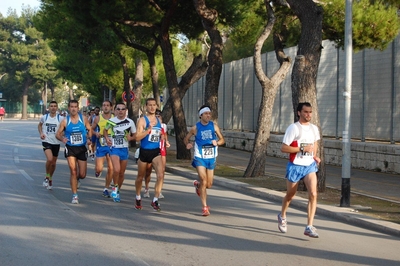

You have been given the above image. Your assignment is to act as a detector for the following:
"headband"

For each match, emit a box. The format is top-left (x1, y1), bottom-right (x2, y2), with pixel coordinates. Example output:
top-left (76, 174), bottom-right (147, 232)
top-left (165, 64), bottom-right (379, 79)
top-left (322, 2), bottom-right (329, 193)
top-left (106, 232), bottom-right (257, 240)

top-left (199, 107), bottom-right (211, 116)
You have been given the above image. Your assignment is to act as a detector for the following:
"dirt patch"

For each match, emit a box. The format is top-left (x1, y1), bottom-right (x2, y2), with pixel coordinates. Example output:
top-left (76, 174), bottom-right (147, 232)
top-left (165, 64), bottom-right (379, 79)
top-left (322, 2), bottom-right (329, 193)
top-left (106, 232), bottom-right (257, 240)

top-left (164, 151), bottom-right (400, 225)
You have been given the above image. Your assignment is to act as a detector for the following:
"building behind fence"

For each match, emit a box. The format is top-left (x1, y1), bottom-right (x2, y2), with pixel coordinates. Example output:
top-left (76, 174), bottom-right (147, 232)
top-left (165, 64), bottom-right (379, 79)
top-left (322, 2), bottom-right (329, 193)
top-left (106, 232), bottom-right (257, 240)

top-left (180, 36), bottom-right (400, 144)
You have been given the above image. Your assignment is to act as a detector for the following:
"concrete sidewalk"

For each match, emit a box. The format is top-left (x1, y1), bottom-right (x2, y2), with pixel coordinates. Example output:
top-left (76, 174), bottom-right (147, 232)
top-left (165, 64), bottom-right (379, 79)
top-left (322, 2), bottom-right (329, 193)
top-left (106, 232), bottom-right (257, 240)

top-left (130, 138), bottom-right (400, 237)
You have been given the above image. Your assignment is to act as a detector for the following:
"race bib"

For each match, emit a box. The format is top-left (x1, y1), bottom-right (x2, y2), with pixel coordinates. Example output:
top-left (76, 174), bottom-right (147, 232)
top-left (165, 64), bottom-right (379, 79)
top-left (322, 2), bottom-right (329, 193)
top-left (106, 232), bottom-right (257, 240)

top-left (99, 136), bottom-right (106, 146)
top-left (148, 129), bottom-right (160, 142)
top-left (299, 142), bottom-right (313, 159)
top-left (46, 123), bottom-right (57, 134)
top-left (202, 145), bottom-right (215, 159)
top-left (70, 132), bottom-right (83, 145)
top-left (114, 136), bottom-right (125, 147)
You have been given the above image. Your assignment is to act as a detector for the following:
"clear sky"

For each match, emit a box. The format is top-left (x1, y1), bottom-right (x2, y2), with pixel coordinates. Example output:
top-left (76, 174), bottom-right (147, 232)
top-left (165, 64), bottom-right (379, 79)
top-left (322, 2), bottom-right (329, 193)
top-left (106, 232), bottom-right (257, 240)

top-left (0, 0), bottom-right (41, 16)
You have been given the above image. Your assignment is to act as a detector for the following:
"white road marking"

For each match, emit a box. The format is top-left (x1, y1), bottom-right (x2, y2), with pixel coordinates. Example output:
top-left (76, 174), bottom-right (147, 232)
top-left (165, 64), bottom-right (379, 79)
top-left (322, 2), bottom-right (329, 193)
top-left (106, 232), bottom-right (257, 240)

top-left (18, 169), bottom-right (33, 181)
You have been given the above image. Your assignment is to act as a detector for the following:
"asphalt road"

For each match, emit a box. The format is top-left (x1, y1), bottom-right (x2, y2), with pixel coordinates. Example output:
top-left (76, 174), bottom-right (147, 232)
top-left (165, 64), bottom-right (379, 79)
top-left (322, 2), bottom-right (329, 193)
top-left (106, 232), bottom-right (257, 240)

top-left (1, 120), bottom-right (399, 266)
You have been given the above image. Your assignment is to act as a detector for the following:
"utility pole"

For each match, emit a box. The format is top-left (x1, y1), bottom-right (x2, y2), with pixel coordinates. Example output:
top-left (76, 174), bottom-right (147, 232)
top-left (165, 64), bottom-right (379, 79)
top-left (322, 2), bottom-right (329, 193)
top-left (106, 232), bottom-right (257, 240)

top-left (340, 0), bottom-right (352, 207)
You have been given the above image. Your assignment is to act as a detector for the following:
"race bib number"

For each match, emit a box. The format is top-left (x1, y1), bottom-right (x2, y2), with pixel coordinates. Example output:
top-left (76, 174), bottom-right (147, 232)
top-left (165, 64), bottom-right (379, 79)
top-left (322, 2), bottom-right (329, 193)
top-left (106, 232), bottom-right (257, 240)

top-left (299, 142), bottom-right (313, 158)
top-left (70, 132), bottom-right (83, 145)
top-left (148, 129), bottom-right (160, 143)
top-left (46, 123), bottom-right (56, 134)
top-left (114, 136), bottom-right (125, 147)
top-left (202, 145), bottom-right (215, 159)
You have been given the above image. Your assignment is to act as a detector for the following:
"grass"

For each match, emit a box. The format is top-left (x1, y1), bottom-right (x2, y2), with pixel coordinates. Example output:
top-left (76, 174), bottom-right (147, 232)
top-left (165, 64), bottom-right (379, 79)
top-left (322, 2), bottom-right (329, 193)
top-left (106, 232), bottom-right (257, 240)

top-left (164, 151), bottom-right (400, 225)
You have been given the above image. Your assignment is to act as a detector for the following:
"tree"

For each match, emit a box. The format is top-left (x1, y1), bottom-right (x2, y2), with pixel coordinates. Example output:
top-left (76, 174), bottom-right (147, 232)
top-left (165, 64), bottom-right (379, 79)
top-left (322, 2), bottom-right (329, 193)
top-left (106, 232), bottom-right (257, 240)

top-left (244, 0), bottom-right (292, 177)
top-left (0, 8), bottom-right (57, 119)
top-left (192, 0), bottom-right (223, 121)
top-left (92, 0), bottom-right (236, 159)
top-left (283, 0), bottom-right (325, 191)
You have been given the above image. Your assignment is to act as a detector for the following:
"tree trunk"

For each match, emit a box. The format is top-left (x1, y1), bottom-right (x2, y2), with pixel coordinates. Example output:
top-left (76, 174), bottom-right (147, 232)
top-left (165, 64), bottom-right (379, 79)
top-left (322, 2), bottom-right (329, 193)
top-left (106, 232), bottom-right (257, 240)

top-left (157, 0), bottom-right (191, 159)
top-left (193, 0), bottom-right (223, 121)
top-left (120, 53), bottom-right (133, 118)
top-left (21, 77), bottom-right (32, 120)
top-left (132, 57), bottom-right (144, 125)
top-left (41, 82), bottom-right (47, 115)
top-left (161, 54), bottom-right (208, 124)
top-left (286, 0), bottom-right (326, 192)
top-left (146, 49), bottom-right (161, 108)
top-left (244, 0), bottom-right (291, 177)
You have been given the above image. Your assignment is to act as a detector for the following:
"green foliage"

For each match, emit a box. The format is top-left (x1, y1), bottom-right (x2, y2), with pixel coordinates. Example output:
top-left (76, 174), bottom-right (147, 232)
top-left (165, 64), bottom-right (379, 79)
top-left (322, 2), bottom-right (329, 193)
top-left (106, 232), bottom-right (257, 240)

top-left (322, 0), bottom-right (400, 51)
top-left (0, 7), bottom-right (58, 104)
top-left (224, 0), bottom-right (399, 62)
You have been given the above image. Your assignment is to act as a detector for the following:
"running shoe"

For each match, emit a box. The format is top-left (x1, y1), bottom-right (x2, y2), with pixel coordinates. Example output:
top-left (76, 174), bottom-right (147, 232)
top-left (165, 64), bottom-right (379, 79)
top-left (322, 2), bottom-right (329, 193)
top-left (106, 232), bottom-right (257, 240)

top-left (151, 200), bottom-right (161, 211)
top-left (277, 213), bottom-right (287, 233)
top-left (304, 226), bottom-right (319, 238)
top-left (95, 172), bottom-right (102, 178)
top-left (143, 189), bottom-right (150, 198)
top-left (135, 199), bottom-right (142, 210)
top-left (43, 178), bottom-right (49, 188)
top-left (193, 180), bottom-right (200, 197)
top-left (159, 193), bottom-right (164, 199)
top-left (71, 194), bottom-right (79, 204)
top-left (113, 192), bottom-right (121, 203)
top-left (202, 206), bottom-right (210, 216)
top-left (77, 178), bottom-right (81, 189)
top-left (110, 189), bottom-right (117, 199)
top-left (47, 180), bottom-right (53, 190)
top-left (102, 189), bottom-right (110, 198)
top-left (91, 153), bottom-right (95, 161)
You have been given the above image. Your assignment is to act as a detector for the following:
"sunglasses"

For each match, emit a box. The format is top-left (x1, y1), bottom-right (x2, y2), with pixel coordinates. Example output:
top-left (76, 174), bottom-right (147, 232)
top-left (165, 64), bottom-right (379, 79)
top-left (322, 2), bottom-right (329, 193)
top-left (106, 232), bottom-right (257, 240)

top-left (116, 108), bottom-right (126, 111)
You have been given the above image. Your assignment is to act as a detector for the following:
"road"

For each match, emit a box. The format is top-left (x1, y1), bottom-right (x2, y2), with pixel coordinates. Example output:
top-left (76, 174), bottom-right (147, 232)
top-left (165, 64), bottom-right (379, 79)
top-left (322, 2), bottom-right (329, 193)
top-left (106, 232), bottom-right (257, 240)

top-left (0, 120), bottom-right (399, 266)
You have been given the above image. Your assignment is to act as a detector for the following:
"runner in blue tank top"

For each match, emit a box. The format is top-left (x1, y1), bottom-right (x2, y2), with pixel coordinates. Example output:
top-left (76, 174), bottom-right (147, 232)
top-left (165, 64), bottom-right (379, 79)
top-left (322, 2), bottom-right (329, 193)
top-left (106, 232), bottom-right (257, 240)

top-left (56, 100), bottom-right (92, 204)
top-left (184, 105), bottom-right (225, 216)
top-left (134, 98), bottom-right (164, 211)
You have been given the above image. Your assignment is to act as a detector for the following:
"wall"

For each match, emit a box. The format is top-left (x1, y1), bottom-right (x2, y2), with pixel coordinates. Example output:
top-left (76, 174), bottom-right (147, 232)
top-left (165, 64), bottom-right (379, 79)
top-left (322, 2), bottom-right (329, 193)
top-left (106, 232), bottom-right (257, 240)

top-left (176, 36), bottom-right (400, 143)
top-left (223, 131), bottom-right (400, 174)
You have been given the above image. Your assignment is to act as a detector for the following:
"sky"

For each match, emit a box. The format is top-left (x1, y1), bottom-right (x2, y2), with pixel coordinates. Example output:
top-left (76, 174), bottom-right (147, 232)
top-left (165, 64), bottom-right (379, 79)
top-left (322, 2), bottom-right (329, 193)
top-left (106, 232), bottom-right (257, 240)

top-left (0, 0), bottom-right (41, 16)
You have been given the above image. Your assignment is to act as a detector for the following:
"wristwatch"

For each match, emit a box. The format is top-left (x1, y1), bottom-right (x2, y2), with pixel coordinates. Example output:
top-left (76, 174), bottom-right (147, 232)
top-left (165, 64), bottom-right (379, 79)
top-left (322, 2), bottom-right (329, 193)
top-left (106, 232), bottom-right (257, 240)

top-left (300, 147), bottom-right (304, 152)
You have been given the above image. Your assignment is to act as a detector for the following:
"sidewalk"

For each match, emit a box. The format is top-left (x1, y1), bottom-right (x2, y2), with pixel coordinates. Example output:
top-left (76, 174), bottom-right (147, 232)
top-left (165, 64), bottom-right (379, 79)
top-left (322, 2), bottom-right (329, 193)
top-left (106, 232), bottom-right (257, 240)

top-left (131, 138), bottom-right (400, 237)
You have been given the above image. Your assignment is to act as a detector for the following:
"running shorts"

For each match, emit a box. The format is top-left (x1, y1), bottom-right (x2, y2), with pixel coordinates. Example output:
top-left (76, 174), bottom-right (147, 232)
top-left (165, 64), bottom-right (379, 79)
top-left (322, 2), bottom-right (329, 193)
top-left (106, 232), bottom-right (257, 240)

top-left (285, 161), bottom-right (318, 183)
top-left (42, 142), bottom-right (61, 157)
top-left (64, 145), bottom-right (88, 161)
top-left (191, 156), bottom-right (216, 170)
top-left (139, 148), bottom-right (161, 163)
top-left (110, 147), bottom-right (129, 160)
top-left (96, 145), bottom-right (111, 158)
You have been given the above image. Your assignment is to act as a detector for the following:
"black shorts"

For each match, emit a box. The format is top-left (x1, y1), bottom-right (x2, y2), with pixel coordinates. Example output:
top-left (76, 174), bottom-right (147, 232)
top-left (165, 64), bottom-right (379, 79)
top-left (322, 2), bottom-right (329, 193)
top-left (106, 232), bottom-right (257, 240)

top-left (64, 145), bottom-right (88, 161)
top-left (42, 142), bottom-right (61, 157)
top-left (139, 148), bottom-right (161, 163)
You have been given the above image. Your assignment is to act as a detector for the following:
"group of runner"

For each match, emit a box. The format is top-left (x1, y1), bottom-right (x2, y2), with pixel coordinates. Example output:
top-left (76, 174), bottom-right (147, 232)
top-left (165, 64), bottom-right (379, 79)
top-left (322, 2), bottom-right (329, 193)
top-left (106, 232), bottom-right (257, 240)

top-left (37, 98), bottom-right (224, 215)
top-left (37, 98), bottom-right (321, 237)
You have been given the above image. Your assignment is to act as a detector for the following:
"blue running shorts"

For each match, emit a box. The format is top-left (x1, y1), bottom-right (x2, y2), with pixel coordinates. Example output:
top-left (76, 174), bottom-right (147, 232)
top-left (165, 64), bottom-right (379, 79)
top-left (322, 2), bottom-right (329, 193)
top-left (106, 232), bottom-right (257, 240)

top-left (192, 157), bottom-right (216, 170)
top-left (110, 147), bottom-right (129, 160)
top-left (96, 145), bottom-right (111, 158)
top-left (285, 161), bottom-right (318, 183)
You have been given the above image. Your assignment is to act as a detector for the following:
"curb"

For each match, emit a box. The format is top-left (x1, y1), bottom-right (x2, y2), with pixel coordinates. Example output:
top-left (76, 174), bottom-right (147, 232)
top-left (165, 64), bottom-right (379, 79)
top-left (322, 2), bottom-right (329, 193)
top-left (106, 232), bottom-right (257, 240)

top-left (128, 151), bottom-right (400, 238)
top-left (165, 165), bottom-right (400, 238)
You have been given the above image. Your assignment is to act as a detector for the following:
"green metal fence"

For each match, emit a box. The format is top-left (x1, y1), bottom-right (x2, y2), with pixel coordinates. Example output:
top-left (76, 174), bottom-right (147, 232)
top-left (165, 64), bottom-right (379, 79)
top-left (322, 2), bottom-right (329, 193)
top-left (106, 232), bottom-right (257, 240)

top-left (0, 102), bottom-right (42, 114)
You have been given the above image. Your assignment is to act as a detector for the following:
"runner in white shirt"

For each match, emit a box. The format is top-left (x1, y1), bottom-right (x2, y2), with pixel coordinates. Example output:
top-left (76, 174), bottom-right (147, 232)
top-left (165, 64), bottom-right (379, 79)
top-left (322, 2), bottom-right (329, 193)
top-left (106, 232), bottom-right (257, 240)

top-left (278, 102), bottom-right (321, 238)
top-left (38, 101), bottom-right (64, 190)
top-left (104, 103), bottom-right (136, 203)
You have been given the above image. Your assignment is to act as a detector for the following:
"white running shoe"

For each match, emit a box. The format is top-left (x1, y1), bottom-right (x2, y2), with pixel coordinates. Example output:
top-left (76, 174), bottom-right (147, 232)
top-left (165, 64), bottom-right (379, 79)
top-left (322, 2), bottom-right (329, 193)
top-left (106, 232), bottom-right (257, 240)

top-left (43, 178), bottom-right (49, 188)
top-left (277, 213), bottom-right (287, 233)
top-left (143, 189), bottom-right (150, 198)
top-left (47, 179), bottom-right (53, 190)
top-left (159, 193), bottom-right (164, 199)
top-left (71, 194), bottom-right (79, 204)
top-left (304, 226), bottom-right (319, 238)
